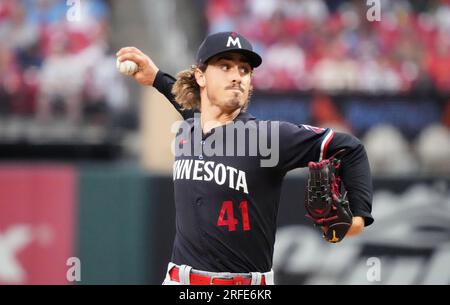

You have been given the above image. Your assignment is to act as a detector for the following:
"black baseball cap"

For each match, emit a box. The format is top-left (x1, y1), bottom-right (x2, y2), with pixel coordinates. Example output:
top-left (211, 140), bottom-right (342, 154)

top-left (196, 32), bottom-right (262, 68)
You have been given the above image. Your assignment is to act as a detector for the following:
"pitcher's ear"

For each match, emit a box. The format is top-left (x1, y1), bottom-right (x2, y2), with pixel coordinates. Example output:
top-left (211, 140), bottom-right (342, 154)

top-left (195, 68), bottom-right (206, 88)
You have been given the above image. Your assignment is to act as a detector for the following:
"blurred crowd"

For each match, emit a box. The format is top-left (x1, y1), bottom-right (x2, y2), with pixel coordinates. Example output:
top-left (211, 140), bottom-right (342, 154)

top-left (0, 0), bottom-right (449, 173)
top-left (205, 0), bottom-right (450, 92)
top-left (0, 0), bottom-right (127, 124)
top-left (205, 0), bottom-right (450, 175)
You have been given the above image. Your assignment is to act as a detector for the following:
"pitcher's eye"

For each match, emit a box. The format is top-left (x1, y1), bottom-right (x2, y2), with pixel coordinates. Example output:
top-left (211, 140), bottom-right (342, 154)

top-left (240, 66), bottom-right (250, 74)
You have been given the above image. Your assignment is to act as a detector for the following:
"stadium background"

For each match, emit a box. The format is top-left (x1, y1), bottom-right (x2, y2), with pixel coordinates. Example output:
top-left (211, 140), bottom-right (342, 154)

top-left (0, 0), bottom-right (449, 284)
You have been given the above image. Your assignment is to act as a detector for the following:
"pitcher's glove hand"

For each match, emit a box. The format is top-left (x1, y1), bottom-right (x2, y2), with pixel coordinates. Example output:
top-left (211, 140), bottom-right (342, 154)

top-left (305, 158), bottom-right (353, 243)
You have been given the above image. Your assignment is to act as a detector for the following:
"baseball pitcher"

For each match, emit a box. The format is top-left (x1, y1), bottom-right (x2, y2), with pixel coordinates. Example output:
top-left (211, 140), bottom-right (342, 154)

top-left (116, 32), bottom-right (374, 285)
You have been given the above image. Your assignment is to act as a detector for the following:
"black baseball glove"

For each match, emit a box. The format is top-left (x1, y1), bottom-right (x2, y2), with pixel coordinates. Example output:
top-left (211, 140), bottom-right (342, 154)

top-left (305, 157), bottom-right (353, 243)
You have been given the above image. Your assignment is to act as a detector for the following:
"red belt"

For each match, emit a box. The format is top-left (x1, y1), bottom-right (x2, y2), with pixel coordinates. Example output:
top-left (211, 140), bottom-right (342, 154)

top-left (169, 266), bottom-right (266, 285)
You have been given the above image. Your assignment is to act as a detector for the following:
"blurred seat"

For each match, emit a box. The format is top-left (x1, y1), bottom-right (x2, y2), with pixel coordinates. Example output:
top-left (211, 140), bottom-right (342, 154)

top-left (415, 124), bottom-right (450, 175)
top-left (363, 124), bottom-right (418, 175)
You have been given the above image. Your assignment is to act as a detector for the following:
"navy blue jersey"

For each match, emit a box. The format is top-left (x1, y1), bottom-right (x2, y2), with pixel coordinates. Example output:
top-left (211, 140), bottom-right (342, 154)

top-left (153, 71), bottom-right (373, 273)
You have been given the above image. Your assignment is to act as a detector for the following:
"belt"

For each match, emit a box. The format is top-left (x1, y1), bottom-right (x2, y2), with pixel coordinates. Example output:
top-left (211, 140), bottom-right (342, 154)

top-left (169, 266), bottom-right (266, 285)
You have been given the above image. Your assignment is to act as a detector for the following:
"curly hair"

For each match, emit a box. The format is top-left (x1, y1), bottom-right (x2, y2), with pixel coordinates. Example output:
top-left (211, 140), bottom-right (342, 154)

top-left (171, 64), bottom-right (206, 111)
top-left (171, 64), bottom-right (253, 111)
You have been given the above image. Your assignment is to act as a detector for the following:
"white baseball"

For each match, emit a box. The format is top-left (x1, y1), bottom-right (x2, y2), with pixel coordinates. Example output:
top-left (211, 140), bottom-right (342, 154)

top-left (116, 59), bottom-right (138, 76)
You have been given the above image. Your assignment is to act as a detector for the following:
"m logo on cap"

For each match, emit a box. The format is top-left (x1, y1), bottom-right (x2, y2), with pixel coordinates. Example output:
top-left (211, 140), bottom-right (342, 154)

top-left (226, 34), bottom-right (242, 49)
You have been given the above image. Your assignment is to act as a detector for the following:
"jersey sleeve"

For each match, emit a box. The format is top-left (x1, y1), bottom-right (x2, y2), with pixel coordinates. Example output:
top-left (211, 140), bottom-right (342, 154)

top-left (278, 122), bottom-right (335, 172)
top-left (327, 132), bottom-right (374, 226)
top-left (278, 122), bottom-right (374, 226)
top-left (153, 70), bottom-right (195, 120)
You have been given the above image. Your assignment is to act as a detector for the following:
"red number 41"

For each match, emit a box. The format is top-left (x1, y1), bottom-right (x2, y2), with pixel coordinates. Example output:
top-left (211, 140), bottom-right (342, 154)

top-left (217, 201), bottom-right (251, 232)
